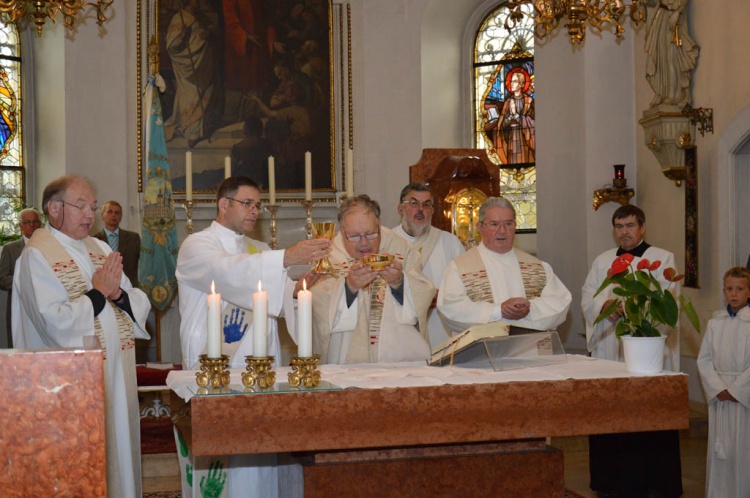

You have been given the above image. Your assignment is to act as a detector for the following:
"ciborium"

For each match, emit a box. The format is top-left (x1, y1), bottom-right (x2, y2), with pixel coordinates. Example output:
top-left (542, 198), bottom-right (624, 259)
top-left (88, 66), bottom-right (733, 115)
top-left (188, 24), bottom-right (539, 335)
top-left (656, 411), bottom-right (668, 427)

top-left (311, 222), bottom-right (336, 274)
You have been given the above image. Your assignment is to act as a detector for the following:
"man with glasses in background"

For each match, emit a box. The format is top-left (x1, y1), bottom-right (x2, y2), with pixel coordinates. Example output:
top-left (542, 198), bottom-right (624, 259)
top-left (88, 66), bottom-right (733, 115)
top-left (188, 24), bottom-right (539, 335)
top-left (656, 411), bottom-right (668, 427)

top-left (12, 175), bottom-right (151, 497)
top-left (0, 207), bottom-right (42, 347)
top-left (303, 194), bottom-right (434, 364)
top-left (437, 196), bottom-right (570, 334)
top-left (391, 182), bottom-right (464, 348)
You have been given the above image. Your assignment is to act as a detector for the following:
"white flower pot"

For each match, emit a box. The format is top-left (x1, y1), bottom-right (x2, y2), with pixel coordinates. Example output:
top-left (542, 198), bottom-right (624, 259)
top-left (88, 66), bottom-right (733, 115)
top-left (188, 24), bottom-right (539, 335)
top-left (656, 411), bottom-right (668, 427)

top-left (621, 335), bottom-right (667, 374)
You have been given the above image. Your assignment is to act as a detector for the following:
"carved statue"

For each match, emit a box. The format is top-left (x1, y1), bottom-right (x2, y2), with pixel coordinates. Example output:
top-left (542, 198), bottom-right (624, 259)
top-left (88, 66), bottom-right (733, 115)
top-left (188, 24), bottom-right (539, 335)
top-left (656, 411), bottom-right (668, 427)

top-left (644, 0), bottom-right (700, 108)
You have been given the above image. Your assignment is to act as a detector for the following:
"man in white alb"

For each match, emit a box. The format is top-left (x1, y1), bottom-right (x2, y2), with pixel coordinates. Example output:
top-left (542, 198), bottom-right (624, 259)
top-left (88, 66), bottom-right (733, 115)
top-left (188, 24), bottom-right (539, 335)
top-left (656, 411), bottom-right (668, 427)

top-left (581, 204), bottom-right (683, 498)
top-left (305, 194), bottom-right (434, 364)
top-left (438, 196), bottom-right (570, 335)
top-left (13, 175), bottom-right (150, 498)
top-left (175, 176), bottom-right (329, 498)
top-left (391, 182), bottom-right (464, 348)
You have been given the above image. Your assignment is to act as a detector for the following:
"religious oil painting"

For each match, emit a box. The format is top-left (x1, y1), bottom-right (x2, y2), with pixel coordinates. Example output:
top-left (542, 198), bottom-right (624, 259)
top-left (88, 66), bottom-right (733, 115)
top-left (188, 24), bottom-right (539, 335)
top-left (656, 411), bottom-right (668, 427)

top-left (142, 0), bottom-right (334, 197)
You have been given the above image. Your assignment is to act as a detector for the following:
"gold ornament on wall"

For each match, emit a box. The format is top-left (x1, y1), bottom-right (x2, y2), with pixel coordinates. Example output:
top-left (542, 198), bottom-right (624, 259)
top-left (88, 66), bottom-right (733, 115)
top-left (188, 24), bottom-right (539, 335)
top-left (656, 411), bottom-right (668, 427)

top-left (0, 0), bottom-right (114, 36)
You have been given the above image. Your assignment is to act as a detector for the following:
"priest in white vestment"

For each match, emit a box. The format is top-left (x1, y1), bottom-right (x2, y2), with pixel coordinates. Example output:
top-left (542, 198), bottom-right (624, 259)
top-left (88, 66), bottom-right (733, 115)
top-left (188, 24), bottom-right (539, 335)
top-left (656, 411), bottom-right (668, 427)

top-left (298, 195), bottom-right (434, 364)
top-left (391, 182), bottom-right (464, 348)
top-left (581, 204), bottom-right (683, 498)
top-left (175, 176), bottom-right (329, 498)
top-left (437, 197), bottom-right (570, 335)
top-left (697, 267), bottom-right (750, 498)
top-left (12, 175), bottom-right (150, 498)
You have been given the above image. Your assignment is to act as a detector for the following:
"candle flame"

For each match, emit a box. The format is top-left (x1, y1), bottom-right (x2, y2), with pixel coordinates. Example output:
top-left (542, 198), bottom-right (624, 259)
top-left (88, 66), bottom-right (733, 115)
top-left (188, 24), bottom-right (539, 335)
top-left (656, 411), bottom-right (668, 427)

top-left (303, 279), bottom-right (307, 291)
top-left (258, 280), bottom-right (262, 292)
top-left (211, 280), bottom-right (215, 294)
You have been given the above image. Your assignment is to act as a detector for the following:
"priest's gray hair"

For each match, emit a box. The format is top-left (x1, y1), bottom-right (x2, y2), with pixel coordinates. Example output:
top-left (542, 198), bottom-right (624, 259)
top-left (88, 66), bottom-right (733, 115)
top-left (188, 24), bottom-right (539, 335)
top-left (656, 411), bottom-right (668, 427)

top-left (338, 194), bottom-right (381, 224)
top-left (398, 182), bottom-right (434, 203)
top-left (42, 175), bottom-right (95, 215)
top-left (478, 197), bottom-right (515, 223)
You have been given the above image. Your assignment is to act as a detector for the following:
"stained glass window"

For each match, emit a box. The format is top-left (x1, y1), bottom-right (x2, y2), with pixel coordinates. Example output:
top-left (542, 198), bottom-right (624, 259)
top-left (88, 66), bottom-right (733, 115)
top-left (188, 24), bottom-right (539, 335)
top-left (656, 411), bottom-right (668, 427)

top-left (474, 3), bottom-right (536, 232)
top-left (0, 22), bottom-right (22, 243)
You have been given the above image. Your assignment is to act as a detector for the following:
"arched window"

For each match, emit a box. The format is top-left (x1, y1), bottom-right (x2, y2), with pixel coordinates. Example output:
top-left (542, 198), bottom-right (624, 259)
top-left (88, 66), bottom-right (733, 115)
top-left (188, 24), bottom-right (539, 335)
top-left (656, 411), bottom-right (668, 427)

top-left (0, 22), bottom-right (22, 243)
top-left (473, 3), bottom-right (536, 232)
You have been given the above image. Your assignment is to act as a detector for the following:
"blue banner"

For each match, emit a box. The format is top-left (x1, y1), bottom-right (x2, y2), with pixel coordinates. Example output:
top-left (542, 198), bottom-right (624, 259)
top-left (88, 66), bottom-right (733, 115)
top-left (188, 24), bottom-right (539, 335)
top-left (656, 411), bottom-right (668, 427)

top-left (139, 76), bottom-right (179, 312)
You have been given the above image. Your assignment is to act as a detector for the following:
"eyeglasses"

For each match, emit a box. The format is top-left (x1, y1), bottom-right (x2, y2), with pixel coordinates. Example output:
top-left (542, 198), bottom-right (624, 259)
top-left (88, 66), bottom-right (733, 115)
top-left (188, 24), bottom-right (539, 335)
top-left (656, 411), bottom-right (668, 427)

top-left (61, 200), bottom-right (98, 213)
top-left (402, 199), bottom-right (434, 209)
top-left (481, 220), bottom-right (516, 230)
top-left (20, 219), bottom-right (42, 226)
top-left (341, 227), bottom-right (379, 243)
top-left (226, 197), bottom-right (261, 211)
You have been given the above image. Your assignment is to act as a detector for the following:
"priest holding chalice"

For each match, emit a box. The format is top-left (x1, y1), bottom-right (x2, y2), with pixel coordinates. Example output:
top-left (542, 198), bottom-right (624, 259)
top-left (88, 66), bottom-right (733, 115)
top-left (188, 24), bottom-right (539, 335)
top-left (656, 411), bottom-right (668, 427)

top-left (301, 194), bottom-right (435, 364)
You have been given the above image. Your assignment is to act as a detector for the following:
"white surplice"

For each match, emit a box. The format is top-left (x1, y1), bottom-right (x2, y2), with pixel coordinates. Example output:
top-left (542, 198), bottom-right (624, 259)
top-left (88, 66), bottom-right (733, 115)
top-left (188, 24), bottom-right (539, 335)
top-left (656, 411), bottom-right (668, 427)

top-left (697, 306), bottom-right (750, 498)
top-left (12, 226), bottom-right (150, 498)
top-left (176, 221), bottom-right (289, 370)
top-left (391, 225), bottom-right (464, 348)
top-left (581, 245), bottom-right (680, 370)
top-left (175, 220), bottom-right (293, 498)
top-left (437, 244), bottom-right (571, 334)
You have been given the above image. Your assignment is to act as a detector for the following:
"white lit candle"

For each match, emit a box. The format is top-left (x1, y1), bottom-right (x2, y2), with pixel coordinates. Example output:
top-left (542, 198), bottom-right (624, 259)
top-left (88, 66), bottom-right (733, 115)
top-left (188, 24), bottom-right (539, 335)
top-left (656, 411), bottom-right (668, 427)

top-left (224, 156), bottom-right (232, 179)
top-left (185, 151), bottom-right (193, 201)
top-left (346, 148), bottom-right (354, 197)
top-left (253, 281), bottom-right (268, 357)
top-left (304, 151), bottom-right (312, 200)
top-left (297, 279), bottom-right (312, 357)
top-left (268, 156), bottom-right (276, 205)
top-left (206, 281), bottom-right (222, 358)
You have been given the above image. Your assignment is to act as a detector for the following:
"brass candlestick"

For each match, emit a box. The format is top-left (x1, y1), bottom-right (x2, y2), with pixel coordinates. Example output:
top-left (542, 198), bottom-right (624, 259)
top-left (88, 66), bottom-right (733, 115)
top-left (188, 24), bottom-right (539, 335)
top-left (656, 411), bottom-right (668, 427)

top-left (182, 200), bottom-right (195, 235)
top-left (195, 354), bottom-right (230, 388)
top-left (302, 200), bottom-right (314, 239)
top-left (241, 356), bottom-right (276, 389)
top-left (288, 354), bottom-right (322, 388)
top-left (268, 204), bottom-right (279, 249)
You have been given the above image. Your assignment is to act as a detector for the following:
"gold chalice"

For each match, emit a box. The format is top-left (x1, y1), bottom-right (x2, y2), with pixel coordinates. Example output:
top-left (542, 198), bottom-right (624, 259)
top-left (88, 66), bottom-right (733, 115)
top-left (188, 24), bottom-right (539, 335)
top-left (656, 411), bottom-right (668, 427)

top-left (362, 254), bottom-right (395, 270)
top-left (312, 222), bottom-right (336, 274)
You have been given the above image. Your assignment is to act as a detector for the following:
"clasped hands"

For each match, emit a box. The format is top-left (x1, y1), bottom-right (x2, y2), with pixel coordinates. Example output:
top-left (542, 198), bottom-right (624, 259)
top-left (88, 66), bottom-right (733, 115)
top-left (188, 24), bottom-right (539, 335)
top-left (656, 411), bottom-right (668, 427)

top-left (92, 252), bottom-right (124, 301)
top-left (501, 297), bottom-right (531, 320)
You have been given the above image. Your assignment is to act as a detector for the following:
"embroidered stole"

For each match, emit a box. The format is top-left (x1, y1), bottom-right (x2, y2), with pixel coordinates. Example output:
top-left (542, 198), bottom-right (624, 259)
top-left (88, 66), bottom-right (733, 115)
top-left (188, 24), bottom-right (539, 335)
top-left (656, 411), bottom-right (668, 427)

top-left (28, 230), bottom-right (134, 360)
top-left (411, 227), bottom-right (441, 266)
top-left (455, 247), bottom-right (547, 332)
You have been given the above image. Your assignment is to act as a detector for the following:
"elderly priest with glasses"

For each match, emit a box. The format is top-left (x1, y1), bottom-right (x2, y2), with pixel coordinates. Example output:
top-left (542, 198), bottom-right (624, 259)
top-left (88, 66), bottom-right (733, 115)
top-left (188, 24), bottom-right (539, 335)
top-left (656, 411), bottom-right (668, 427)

top-left (437, 196), bottom-right (571, 335)
top-left (301, 194), bottom-right (435, 364)
top-left (12, 175), bottom-right (151, 498)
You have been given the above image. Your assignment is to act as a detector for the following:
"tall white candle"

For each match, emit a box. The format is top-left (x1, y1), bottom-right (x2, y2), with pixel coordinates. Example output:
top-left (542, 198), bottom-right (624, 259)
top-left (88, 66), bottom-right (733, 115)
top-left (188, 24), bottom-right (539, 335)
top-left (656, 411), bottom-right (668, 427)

top-left (304, 151), bottom-right (312, 200)
top-left (268, 156), bottom-right (276, 205)
top-left (253, 281), bottom-right (268, 357)
top-left (185, 151), bottom-right (193, 201)
top-left (346, 148), bottom-right (354, 197)
top-left (297, 279), bottom-right (312, 357)
top-left (224, 156), bottom-right (232, 179)
top-left (206, 281), bottom-right (222, 358)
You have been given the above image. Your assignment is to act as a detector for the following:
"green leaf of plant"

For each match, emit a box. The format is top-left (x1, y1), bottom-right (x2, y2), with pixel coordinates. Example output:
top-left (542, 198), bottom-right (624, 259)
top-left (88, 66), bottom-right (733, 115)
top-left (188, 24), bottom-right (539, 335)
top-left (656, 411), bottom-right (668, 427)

top-left (594, 299), bottom-right (620, 325)
top-left (680, 295), bottom-right (702, 333)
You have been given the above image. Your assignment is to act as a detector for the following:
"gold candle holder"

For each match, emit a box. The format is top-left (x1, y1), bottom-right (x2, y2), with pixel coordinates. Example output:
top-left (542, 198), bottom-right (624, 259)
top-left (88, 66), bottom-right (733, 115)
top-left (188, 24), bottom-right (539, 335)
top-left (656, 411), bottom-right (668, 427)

top-left (268, 204), bottom-right (279, 249)
top-left (195, 354), bottom-right (230, 388)
top-left (288, 354), bottom-right (322, 388)
top-left (241, 356), bottom-right (276, 389)
top-left (301, 199), bottom-right (314, 240)
top-left (182, 200), bottom-right (195, 235)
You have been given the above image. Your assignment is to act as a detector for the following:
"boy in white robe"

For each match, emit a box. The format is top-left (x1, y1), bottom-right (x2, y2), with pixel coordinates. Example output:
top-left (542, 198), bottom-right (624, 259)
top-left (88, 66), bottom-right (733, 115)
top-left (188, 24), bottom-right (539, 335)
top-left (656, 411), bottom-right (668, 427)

top-left (698, 266), bottom-right (750, 498)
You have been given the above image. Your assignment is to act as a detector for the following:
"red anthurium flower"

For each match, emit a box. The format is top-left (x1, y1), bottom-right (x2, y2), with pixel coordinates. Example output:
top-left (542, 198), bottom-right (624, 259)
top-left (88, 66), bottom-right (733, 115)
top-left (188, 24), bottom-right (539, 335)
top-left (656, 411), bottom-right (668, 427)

top-left (609, 255), bottom-right (632, 277)
top-left (663, 267), bottom-right (685, 282)
top-left (637, 259), bottom-right (650, 270)
top-left (649, 260), bottom-right (661, 271)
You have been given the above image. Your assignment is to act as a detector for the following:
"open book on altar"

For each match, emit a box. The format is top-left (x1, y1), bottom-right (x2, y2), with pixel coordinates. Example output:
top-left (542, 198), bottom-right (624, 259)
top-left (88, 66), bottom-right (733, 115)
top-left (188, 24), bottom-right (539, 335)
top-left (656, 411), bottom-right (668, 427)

top-left (429, 322), bottom-right (567, 371)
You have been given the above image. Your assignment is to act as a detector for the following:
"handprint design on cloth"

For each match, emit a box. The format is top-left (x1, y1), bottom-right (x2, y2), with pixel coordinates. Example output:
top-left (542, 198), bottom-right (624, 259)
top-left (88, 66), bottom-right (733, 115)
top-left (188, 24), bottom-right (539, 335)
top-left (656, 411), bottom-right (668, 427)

top-left (200, 460), bottom-right (227, 498)
top-left (223, 307), bottom-right (247, 343)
